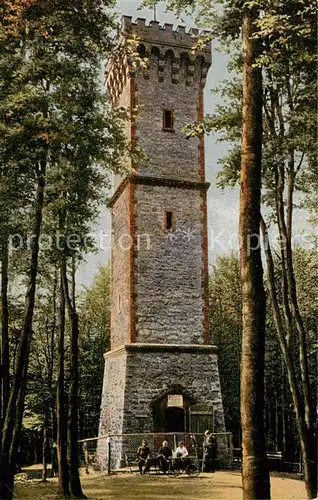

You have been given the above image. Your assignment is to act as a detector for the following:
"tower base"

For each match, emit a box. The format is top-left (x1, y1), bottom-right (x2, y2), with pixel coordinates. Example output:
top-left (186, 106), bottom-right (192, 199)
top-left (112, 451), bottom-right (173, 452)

top-left (97, 343), bottom-right (225, 470)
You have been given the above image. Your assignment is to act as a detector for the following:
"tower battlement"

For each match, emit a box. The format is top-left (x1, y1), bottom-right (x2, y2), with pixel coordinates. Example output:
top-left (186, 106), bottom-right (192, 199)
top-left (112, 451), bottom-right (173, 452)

top-left (98, 12), bottom-right (225, 465)
top-left (121, 15), bottom-right (211, 52)
top-left (106, 16), bottom-right (211, 103)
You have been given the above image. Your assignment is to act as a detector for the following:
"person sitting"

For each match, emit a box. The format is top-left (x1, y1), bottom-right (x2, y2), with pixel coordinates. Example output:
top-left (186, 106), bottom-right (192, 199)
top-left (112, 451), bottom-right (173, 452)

top-left (173, 441), bottom-right (189, 470)
top-left (175, 442), bottom-right (188, 458)
top-left (158, 440), bottom-right (173, 473)
top-left (144, 440), bottom-right (173, 474)
top-left (137, 439), bottom-right (150, 474)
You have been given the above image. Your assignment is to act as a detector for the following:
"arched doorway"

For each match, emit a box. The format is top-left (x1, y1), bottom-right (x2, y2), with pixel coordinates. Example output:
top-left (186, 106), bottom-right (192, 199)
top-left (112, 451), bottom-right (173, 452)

top-left (152, 391), bottom-right (190, 433)
top-left (165, 407), bottom-right (185, 432)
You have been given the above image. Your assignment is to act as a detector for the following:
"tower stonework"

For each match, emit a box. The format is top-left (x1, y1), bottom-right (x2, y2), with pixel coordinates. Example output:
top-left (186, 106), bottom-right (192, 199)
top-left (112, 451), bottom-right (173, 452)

top-left (98, 16), bottom-right (225, 467)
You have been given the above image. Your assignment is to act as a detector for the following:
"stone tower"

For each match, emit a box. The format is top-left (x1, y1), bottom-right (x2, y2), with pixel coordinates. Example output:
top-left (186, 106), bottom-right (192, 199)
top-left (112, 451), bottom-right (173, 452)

top-left (98, 16), bottom-right (225, 467)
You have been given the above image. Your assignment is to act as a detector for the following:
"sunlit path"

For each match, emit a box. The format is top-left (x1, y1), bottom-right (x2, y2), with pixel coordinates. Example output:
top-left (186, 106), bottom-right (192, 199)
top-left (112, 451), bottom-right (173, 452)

top-left (16, 469), bottom-right (306, 499)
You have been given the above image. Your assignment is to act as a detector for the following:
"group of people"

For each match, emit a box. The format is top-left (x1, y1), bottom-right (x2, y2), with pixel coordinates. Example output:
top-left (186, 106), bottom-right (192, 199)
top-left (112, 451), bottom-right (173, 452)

top-left (137, 430), bottom-right (218, 474)
top-left (137, 440), bottom-right (189, 474)
top-left (137, 439), bottom-right (171, 474)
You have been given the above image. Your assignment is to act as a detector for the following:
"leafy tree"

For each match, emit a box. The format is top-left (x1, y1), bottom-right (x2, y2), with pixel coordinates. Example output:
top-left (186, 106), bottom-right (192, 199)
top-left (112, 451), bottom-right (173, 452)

top-left (0, 0), bottom-right (128, 497)
top-left (78, 266), bottom-right (111, 438)
top-left (142, 0), bottom-right (271, 495)
top-left (150, 1), bottom-right (317, 496)
top-left (210, 249), bottom-right (317, 466)
top-left (209, 254), bottom-right (241, 447)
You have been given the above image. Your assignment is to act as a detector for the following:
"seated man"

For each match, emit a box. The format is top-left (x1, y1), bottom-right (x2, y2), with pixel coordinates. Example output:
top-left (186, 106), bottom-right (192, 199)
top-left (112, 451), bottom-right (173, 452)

top-left (157, 440), bottom-right (173, 473)
top-left (144, 440), bottom-right (173, 474)
top-left (137, 440), bottom-right (150, 474)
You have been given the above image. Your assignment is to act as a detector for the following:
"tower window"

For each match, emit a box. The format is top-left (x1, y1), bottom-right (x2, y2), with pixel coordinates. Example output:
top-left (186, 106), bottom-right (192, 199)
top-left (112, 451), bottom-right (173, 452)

top-left (165, 211), bottom-right (174, 231)
top-left (163, 109), bottom-right (174, 131)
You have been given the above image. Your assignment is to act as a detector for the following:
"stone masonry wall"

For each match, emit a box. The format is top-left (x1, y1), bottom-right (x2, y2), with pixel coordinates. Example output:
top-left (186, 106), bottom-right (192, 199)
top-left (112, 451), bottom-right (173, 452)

top-left (134, 184), bottom-right (205, 344)
top-left (111, 187), bottom-right (130, 349)
top-left (99, 351), bottom-right (127, 436)
top-left (122, 348), bottom-right (225, 434)
top-left (135, 57), bottom-right (201, 181)
top-left (113, 76), bottom-right (132, 191)
top-left (97, 351), bottom-right (127, 469)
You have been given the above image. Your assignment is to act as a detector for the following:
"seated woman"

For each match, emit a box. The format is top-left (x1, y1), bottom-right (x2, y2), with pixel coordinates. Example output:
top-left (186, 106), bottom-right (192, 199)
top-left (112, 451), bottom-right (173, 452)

top-left (175, 442), bottom-right (188, 458)
top-left (173, 441), bottom-right (189, 469)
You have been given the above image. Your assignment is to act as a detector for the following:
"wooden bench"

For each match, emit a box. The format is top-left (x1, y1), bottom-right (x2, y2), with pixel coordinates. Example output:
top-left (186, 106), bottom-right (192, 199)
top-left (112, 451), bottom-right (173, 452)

top-left (124, 452), bottom-right (139, 473)
top-left (232, 449), bottom-right (286, 472)
top-left (267, 451), bottom-right (283, 471)
top-left (283, 460), bottom-right (302, 473)
top-left (124, 452), bottom-right (160, 474)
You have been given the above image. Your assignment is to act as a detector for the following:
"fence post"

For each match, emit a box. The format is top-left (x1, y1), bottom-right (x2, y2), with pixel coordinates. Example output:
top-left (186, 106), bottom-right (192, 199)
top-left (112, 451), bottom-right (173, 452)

top-left (173, 434), bottom-right (177, 451)
top-left (229, 433), bottom-right (234, 469)
top-left (107, 438), bottom-right (111, 475)
top-left (83, 441), bottom-right (89, 474)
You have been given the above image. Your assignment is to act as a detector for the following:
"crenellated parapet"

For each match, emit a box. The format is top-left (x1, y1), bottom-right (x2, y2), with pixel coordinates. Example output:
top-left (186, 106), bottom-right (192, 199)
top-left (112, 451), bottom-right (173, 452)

top-left (106, 16), bottom-right (212, 103)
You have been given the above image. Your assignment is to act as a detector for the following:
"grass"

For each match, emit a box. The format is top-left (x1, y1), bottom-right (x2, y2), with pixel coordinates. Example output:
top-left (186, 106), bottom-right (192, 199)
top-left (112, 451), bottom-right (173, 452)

top-left (14, 468), bottom-right (307, 500)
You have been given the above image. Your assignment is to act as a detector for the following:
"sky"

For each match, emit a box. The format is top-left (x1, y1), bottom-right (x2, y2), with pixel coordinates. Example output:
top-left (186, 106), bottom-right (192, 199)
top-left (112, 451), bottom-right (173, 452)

top-left (77, 0), bottom-right (240, 287)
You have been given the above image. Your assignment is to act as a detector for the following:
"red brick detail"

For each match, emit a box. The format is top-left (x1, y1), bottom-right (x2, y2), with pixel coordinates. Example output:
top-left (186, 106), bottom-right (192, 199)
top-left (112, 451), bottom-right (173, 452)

top-left (128, 181), bottom-right (136, 343)
top-left (128, 74), bottom-right (137, 343)
top-left (198, 84), bottom-right (205, 183)
top-left (130, 75), bottom-right (137, 168)
top-left (109, 213), bottom-right (114, 348)
top-left (201, 188), bottom-right (210, 344)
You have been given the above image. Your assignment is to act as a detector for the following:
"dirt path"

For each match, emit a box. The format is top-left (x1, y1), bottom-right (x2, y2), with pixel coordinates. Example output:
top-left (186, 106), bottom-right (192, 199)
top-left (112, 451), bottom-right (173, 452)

top-left (15, 470), bottom-right (307, 499)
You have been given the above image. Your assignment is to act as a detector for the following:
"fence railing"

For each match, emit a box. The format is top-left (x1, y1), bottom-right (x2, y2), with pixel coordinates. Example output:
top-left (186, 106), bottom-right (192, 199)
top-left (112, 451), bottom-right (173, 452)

top-left (78, 432), bottom-right (233, 474)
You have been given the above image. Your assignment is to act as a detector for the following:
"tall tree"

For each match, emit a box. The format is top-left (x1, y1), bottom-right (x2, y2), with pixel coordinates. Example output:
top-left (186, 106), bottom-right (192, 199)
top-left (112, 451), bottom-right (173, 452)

top-left (78, 266), bottom-right (111, 438)
top-left (239, 6), bottom-right (270, 497)
top-left (190, 2), bottom-right (317, 495)
top-left (56, 274), bottom-right (70, 496)
top-left (209, 255), bottom-right (242, 447)
top-left (141, 0), bottom-right (270, 496)
top-left (0, 0), bottom-right (128, 497)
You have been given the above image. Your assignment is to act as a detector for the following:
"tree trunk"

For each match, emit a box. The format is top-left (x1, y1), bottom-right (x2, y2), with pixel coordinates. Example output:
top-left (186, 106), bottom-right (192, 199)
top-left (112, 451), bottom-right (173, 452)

top-left (0, 165), bottom-right (46, 500)
top-left (275, 158), bottom-right (314, 432)
top-left (0, 236), bottom-right (10, 434)
top-left (281, 363), bottom-right (286, 455)
top-left (51, 412), bottom-right (58, 478)
top-left (261, 217), bottom-right (317, 498)
top-left (9, 338), bottom-right (31, 469)
top-left (56, 275), bottom-right (70, 497)
top-left (42, 422), bottom-right (48, 481)
top-left (239, 7), bottom-right (270, 499)
top-left (61, 257), bottom-right (86, 498)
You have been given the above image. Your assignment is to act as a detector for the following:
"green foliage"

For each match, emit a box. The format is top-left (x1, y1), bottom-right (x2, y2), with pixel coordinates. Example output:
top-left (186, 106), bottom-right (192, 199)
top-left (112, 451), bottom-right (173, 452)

top-left (209, 253), bottom-right (241, 446)
top-left (0, 0), bottom-right (129, 264)
top-left (210, 248), bottom-right (317, 451)
top-left (78, 265), bottom-right (111, 438)
top-left (0, 1), bottom-right (128, 480)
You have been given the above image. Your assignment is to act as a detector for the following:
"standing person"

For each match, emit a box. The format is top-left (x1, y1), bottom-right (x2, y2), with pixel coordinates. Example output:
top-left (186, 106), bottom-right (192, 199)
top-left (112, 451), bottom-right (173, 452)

top-left (137, 440), bottom-right (150, 474)
top-left (202, 430), bottom-right (218, 472)
top-left (209, 436), bottom-right (218, 472)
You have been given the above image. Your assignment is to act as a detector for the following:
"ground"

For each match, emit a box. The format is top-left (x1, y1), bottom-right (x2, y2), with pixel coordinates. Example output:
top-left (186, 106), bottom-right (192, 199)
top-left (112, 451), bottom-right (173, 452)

top-left (14, 467), bottom-right (307, 500)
